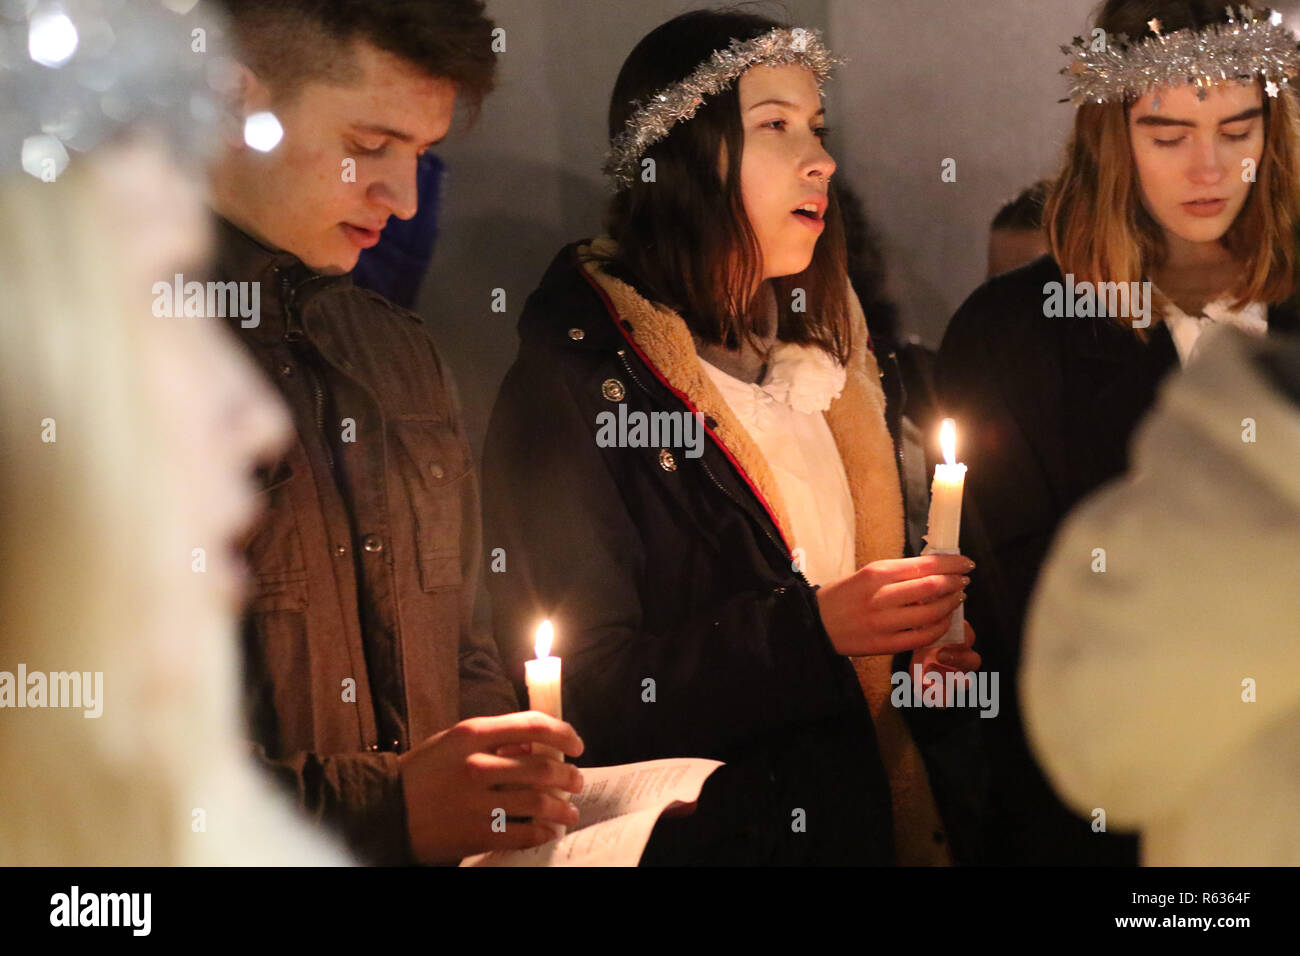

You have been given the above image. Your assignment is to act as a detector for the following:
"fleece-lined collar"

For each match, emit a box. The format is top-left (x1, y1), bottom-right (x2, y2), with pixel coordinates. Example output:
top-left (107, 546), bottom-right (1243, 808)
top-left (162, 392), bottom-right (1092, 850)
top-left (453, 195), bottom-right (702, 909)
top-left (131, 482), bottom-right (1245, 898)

top-left (577, 236), bottom-right (904, 568)
top-left (576, 238), bottom-right (945, 863)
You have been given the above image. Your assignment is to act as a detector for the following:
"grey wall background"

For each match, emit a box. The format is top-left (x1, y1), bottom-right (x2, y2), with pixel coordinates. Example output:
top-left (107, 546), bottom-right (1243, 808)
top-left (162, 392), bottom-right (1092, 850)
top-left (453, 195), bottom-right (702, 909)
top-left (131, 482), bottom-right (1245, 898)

top-left (417, 0), bottom-right (1300, 454)
top-left (829, 0), bottom-right (1087, 348)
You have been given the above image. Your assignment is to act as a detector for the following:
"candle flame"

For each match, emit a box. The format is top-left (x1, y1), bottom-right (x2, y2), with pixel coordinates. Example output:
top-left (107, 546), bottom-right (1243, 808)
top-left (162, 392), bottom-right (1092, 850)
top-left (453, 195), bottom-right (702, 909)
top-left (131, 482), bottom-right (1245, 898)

top-left (535, 619), bottom-right (553, 659)
top-left (940, 418), bottom-right (957, 466)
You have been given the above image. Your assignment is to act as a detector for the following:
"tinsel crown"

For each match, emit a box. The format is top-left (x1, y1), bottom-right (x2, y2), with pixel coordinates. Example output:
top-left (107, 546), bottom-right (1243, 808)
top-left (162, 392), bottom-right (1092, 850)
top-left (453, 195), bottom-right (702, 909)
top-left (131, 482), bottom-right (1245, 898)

top-left (1061, 4), bottom-right (1300, 105)
top-left (602, 26), bottom-right (840, 190)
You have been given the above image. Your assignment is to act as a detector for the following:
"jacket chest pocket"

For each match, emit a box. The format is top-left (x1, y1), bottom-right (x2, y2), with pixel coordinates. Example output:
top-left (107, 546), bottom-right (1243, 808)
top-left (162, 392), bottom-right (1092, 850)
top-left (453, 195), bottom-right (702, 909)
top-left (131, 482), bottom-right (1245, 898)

top-left (391, 421), bottom-right (471, 591)
top-left (246, 460), bottom-right (309, 587)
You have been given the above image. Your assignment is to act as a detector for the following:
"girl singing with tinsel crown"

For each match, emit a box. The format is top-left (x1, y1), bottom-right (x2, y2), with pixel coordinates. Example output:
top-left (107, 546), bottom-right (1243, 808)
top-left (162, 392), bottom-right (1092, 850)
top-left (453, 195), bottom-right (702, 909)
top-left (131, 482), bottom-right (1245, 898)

top-left (484, 7), bottom-right (985, 865)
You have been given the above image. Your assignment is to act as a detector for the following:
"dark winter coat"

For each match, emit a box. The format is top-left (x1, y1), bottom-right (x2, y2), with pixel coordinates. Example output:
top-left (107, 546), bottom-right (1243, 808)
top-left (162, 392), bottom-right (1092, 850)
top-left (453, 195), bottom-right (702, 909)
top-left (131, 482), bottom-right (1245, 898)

top-left (934, 253), bottom-right (1300, 864)
top-left (483, 237), bottom-right (985, 865)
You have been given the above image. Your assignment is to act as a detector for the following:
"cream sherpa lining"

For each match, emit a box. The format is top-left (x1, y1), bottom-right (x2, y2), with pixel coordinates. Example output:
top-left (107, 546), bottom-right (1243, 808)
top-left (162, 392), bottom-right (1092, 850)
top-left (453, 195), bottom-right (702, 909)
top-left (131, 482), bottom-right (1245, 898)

top-left (578, 236), bottom-right (904, 566)
top-left (576, 237), bottom-right (950, 865)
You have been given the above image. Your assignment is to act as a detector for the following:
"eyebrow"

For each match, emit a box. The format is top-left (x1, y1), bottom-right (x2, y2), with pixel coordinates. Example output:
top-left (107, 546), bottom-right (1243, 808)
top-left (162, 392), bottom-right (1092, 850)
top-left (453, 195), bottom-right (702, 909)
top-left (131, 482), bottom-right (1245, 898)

top-left (350, 122), bottom-right (442, 148)
top-left (744, 98), bottom-right (826, 116)
top-left (1134, 106), bottom-right (1264, 128)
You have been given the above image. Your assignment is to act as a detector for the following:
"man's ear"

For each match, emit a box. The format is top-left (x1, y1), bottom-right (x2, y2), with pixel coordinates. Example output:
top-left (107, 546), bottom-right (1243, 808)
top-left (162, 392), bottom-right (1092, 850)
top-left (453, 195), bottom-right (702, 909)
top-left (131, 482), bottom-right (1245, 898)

top-left (213, 61), bottom-right (274, 151)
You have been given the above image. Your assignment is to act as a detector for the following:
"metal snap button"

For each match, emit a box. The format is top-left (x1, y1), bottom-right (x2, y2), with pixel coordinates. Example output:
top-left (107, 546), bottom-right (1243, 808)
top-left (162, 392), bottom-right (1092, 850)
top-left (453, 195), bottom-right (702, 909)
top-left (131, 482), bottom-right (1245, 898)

top-left (658, 449), bottom-right (676, 471)
top-left (362, 534), bottom-right (383, 553)
top-left (429, 463), bottom-right (444, 479)
top-left (568, 327), bottom-right (585, 341)
top-left (601, 378), bottom-right (626, 402)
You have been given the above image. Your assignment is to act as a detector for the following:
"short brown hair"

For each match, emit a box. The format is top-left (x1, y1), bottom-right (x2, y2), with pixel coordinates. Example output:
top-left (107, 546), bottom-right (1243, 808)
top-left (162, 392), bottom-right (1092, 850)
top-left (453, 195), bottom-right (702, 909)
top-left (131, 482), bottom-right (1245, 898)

top-left (217, 0), bottom-right (498, 125)
top-left (1046, 0), bottom-right (1300, 319)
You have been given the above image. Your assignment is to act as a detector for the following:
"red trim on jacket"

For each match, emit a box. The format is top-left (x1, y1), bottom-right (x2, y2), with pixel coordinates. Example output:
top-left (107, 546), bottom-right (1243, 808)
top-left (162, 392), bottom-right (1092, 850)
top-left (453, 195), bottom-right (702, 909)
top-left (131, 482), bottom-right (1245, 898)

top-left (571, 246), bottom-right (793, 553)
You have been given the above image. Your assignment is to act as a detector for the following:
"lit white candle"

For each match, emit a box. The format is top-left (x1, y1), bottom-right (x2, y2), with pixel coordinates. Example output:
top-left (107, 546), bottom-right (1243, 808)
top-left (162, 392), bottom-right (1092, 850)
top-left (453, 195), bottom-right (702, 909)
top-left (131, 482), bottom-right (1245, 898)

top-left (923, 419), bottom-right (968, 646)
top-left (524, 619), bottom-right (568, 834)
top-left (526, 619), bottom-right (564, 761)
top-left (925, 419), bottom-right (967, 552)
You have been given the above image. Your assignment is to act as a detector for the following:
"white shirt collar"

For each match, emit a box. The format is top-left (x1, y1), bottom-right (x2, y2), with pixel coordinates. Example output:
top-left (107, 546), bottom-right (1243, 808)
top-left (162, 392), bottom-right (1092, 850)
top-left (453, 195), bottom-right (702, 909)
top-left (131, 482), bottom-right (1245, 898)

top-left (700, 342), bottom-right (846, 431)
top-left (1161, 295), bottom-right (1267, 366)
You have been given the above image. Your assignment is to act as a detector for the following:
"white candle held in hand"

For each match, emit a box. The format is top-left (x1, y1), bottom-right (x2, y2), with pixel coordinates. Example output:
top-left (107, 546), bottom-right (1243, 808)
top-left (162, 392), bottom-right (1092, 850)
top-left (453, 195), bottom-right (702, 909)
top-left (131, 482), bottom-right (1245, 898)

top-left (525, 620), bottom-right (564, 759)
top-left (923, 419), bottom-right (968, 646)
top-left (524, 619), bottom-right (569, 835)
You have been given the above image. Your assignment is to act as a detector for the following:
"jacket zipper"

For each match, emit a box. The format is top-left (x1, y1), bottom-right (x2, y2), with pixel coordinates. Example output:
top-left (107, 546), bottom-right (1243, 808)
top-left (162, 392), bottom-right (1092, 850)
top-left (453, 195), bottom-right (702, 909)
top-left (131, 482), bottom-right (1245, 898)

top-left (700, 457), bottom-right (813, 590)
top-left (311, 371), bottom-right (333, 471)
top-left (616, 348), bottom-right (812, 590)
top-left (615, 347), bottom-right (653, 397)
top-left (280, 270), bottom-right (336, 473)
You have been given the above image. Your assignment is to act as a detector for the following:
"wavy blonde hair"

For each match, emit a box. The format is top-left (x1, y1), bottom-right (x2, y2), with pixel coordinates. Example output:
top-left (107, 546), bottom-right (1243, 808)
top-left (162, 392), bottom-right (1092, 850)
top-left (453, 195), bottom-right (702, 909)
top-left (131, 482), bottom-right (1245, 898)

top-left (0, 161), bottom-right (345, 865)
top-left (1045, 1), bottom-right (1300, 323)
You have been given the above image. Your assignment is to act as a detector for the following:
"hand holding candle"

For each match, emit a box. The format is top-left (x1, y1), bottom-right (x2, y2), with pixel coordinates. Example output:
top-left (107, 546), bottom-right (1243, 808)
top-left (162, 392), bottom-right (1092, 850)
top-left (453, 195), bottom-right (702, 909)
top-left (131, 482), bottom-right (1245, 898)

top-left (922, 419), bottom-right (968, 646)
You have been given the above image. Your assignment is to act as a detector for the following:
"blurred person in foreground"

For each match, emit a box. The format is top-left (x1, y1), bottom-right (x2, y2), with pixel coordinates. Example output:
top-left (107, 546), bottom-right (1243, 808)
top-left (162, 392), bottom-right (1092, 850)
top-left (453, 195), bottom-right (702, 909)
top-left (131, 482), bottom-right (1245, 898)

top-left (0, 0), bottom-right (346, 864)
top-left (1022, 327), bottom-right (1300, 865)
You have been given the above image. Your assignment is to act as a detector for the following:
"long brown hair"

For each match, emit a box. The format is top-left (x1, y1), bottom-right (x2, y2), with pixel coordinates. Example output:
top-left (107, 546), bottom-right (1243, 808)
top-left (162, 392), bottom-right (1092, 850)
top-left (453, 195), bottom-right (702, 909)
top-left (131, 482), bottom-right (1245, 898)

top-left (1045, 0), bottom-right (1300, 318)
top-left (592, 7), bottom-right (851, 364)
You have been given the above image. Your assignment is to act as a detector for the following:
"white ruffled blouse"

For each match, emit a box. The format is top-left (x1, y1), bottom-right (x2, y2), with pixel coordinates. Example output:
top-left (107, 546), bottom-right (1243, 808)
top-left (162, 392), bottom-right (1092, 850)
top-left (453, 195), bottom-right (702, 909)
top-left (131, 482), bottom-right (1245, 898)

top-left (699, 341), bottom-right (856, 587)
top-left (1161, 294), bottom-right (1268, 366)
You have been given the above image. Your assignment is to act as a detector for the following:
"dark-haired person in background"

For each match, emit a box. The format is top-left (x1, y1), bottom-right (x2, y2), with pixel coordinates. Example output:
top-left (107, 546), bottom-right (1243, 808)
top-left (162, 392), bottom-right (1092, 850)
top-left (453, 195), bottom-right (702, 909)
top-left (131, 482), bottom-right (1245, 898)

top-left (935, 0), bottom-right (1300, 865)
top-left (209, 0), bottom-right (584, 864)
top-left (987, 180), bottom-right (1051, 279)
top-left (484, 9), bottom-right (982, 866)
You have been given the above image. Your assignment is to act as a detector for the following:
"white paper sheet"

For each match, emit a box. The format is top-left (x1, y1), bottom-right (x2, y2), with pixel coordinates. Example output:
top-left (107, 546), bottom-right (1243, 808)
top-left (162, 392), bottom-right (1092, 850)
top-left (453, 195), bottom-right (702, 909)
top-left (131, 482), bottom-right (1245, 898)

top-left (459, 757), bottom-right (723, 867)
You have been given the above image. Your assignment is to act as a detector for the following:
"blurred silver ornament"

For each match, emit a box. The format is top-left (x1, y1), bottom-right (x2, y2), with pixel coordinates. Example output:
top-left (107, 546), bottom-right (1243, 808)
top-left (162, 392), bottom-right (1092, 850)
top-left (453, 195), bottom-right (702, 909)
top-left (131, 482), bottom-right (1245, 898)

top-left (1, 0), bottom-right (230, 181)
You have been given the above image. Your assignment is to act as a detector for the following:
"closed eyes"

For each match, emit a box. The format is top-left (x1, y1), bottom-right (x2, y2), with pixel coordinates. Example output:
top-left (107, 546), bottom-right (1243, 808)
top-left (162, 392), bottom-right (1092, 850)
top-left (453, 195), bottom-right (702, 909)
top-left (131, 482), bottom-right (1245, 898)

top-left (1154, 129), bottom-right (1254, 147)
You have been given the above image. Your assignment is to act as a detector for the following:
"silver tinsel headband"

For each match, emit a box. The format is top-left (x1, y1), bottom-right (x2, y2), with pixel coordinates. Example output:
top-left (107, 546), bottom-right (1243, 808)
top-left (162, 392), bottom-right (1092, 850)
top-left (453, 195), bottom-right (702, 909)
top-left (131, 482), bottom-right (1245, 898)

top-left (602, 26), bottom-right (840, 189)
top-left (1061, 5), bottom-right (1300, 105)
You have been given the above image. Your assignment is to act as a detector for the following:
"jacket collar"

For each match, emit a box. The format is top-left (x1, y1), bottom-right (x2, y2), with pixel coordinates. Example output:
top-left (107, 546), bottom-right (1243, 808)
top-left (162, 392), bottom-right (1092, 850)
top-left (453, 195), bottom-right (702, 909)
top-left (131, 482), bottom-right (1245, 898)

top-left (211, 214), bottom-right (350, 344)
top-left (574, 236), bottom-right (904, 567)
top-left (1029, 253), bottom-right (1300, 359)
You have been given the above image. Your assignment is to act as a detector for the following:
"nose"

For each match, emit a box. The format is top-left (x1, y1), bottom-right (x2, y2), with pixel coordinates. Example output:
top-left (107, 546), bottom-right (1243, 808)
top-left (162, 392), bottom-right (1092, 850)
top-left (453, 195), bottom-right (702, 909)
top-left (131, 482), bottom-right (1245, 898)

top-left (367, 157), bottom-right (420, 221)
top-left (1187, 135), bottom-right (1224, 187)
top-left (803, 140), bottom-right (836, 186)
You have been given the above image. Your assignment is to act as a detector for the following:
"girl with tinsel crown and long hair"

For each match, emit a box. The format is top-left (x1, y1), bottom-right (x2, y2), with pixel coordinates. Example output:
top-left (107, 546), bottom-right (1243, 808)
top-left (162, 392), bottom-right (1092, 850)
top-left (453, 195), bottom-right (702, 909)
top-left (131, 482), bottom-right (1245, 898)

top-left (935, 0), bottom-right (1300, 866)
top-left (483, 7), bottom-right (987, 866)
